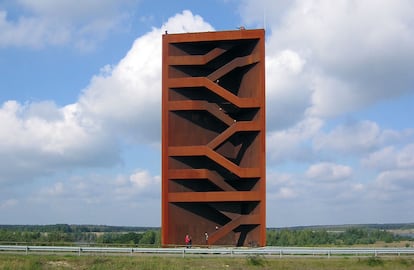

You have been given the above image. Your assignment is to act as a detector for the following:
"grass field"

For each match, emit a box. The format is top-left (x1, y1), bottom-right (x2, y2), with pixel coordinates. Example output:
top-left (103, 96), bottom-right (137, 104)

top-left (0, 254), bottom-right (413, 270)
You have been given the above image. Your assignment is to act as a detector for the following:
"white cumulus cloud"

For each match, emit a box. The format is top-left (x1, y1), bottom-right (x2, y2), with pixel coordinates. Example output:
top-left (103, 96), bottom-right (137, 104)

top-left (79, 10), bottom-right (214, 143)
top-left (306, 162), bottom-right (353, 182)
top-left (0, 10), bottom-right (213, 185)
top-left (266, 49), bottom-right (311, 130)
top-left (0, 100), bottom-right (118, 184)
top-left (267, 117), bottom-right (323, 163)
top-left (243, 0), bottom-right (414, 118)
top-left (362, 144), bottom-right (414, 170)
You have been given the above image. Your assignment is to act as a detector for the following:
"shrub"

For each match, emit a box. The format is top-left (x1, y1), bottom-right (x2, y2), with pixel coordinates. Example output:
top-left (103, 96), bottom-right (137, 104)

top-left (246, 255), bottom-right (266, 267)
top-left (365, 256), bottom-right (384, 267)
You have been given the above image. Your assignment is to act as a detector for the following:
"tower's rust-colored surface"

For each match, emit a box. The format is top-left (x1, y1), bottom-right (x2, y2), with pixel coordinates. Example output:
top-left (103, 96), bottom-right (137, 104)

top-left (162, 29), bottom-right (265, 247)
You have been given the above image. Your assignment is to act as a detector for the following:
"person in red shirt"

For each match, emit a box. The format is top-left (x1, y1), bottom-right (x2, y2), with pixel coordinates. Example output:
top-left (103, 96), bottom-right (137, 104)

top-left (185, 234), bottom-right (191, 248)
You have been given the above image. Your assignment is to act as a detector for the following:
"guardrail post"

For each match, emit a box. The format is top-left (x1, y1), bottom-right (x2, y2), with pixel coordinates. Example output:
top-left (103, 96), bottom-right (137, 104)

top-left (328, 250), bottom-right (330, 259)
top-left (26, 246), bottom-right (28, 255)
top-left (182, 248), bottom-right (185, 258)
top-left (279, 249), bottom-right (282, 258)
top-left (78, 247), bottom-right (81, 256)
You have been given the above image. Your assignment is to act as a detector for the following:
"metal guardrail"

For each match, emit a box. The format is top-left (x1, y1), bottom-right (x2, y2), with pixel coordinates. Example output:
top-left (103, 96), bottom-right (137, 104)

top-left (1, 245), bottom-right (414, 257)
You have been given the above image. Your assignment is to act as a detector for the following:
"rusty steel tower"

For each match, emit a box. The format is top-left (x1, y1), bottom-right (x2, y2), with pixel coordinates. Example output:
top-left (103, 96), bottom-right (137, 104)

top-left (162, 29), bottom-right (265, 247)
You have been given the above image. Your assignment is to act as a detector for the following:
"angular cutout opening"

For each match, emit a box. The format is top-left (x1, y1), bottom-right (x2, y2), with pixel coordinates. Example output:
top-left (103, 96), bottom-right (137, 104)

top-left (170, 179), bottom-right (221, 192)
top-left (215, 131), bottom-right (259, 167)
top-left (218, 64), bottom-right (255, 96)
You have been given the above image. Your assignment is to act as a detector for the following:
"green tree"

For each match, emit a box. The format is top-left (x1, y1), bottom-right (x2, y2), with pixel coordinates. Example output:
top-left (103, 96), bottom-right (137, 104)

top-left (139, 231), bottom-right (156, 245)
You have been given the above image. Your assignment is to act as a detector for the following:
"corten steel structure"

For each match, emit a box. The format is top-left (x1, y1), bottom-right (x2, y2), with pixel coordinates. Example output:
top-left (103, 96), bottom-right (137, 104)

top-left (162, 29), bottom-right (265, 247)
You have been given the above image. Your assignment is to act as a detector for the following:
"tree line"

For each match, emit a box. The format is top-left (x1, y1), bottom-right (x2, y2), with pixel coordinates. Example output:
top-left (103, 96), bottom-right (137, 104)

top-left (0, 229), bottom-right (161, 246)
top-left (0, 224), bottom-right (157, 233)
top-left (0, 225), bottom-right (160, 246)
top-left (267, 227), bottom-right (411, 246)
top-left (0, 224), bottom-right (412, 246)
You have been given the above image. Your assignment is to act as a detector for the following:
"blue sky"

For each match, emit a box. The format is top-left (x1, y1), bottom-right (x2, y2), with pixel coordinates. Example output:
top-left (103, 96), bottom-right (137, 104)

top-left (0, 0), bottom-right (413, 228)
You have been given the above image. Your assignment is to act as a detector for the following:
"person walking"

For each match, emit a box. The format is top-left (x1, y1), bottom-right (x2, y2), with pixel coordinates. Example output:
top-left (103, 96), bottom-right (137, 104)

top-left (185, 234), bottom-right (191, 248)
top-left (204, 232), bottom-right (209, 246)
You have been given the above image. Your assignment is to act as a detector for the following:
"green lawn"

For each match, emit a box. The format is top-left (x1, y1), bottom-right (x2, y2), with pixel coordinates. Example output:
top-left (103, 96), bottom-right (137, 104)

top-left (0, 254), bottom-right (413, 270)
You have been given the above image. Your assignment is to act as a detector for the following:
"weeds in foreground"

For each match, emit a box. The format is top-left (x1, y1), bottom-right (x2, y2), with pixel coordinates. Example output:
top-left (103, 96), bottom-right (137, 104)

top-left (1, 254), bottom-right (414, 270)
top-left (246, 255), bottom-right (267, 267)
top-left (363, 256), bottom-right (384, 266)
